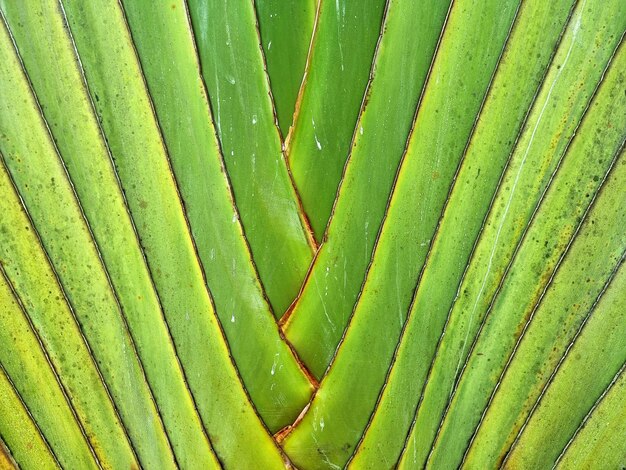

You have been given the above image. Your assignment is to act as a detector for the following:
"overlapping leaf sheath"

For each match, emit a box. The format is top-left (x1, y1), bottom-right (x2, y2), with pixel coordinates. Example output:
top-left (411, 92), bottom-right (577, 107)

top-left (350, 0), bottom-right (577, 466)
top-left (0, 1), bottom-right (625, 468)
top-left (1, 3), bottom-right (218, 465)
top-left (504, 241), bottom-right (626, 468)
top-left (399, 2), bottom-right (625, 466)
top-left (0, 159), bottom-right (136, 468)
top-left (120, 0), bottom-right (313, 432)
top-left (0, 267), bottom-right (95, 469)
top-left (0, 17), bottom-right (174, 468)
top-left (556, 349), bottom-right (626, 469)
top-left (283, 0), bottom-right (452, 380)
top-left (429, 104), bottom-right (625, 469)
top-left (281, 0), bottom-right (521, 467)
top-left (0, 365), bottom-right (58, 470)
top-left (187, 0), bottom-right (314, 316)
top-left (286, 0), bottom-right (387, 239)
top-left (456, 45), bottom-right (626, 469)
top-left (256, 0), bottom-right (316, 135)
top-left (51, 0), bottom-right (286, 466)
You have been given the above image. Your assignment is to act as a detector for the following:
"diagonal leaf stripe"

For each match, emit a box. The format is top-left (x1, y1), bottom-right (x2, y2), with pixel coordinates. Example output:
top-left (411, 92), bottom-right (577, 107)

top-left (119, 0), bottom-right (313, 432)
top-left (47, 0), bottom-right (287, 465)
top-left (431, 50), bottom-right (626, 465)
top-left (0, 364), bottom-right (60, 470)
top-left (467, 243), bottom-right (626, 468)
top-left (400, 2), bottom-right (625, 465)
top-left (504, 229), bottom-right (626, 467)
top-left (350, 0), bottom-right (579, 465)
top-left (0, 151), bottom-right (137, 468)
top-left (0, 269), bottom-right (90, 469)
top-left (282, 0), bottom-right (522, 466)
top-left (0, 438), bottom-right (18, 470)
top-left (457, 43), bottom-right (626, 469)
top-left (555, 345), bottom-right (626, 469)
top-left (1, 2), bottom-right (219, 465)
top-left (283, 0), bottom-right (453, 380)
top-left (0, 15), bottom-right (176, 467)
top-left (0, 0), bottom-right (624, 468)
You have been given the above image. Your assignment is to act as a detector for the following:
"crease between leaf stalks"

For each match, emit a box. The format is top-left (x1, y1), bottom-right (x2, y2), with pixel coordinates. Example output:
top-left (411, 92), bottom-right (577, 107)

top-left (282, 0), bottom-right (522, 467)
top-left (0, 0), bottom-right (624, 468)
top-left (283, 0), bottom-right (453, 382)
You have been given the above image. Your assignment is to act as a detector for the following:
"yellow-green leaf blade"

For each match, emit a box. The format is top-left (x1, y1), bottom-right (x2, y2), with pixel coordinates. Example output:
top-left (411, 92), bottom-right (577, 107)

top-left (0, 365), bottom-right (60, 470)
top-left (504, 240), bottom-right (626, 468)
top-left (0, 270), bottom-right (86, 470)
top-left (461, 45), bottom-right (626, 467)
top-left (281, 0), bottom-right (521, 467)
top-left (399, 3), bottom-right (625, 465)
top-left (121, 0), bottom-right (313, 433)
top-left (57, 0), bottom-right (286, 465)
top-left (349, 0), bottom-right (577, 466)
top-left (429, 67), bottom-right (626, 465)
top-left (0, 2), bottom-right (220, 465)
top-left (556, 358), bottom-right (626, 470)
top-left (0, 16), bottom-right (174, 468)
top-left (0, 159), bottom-right (136, 469)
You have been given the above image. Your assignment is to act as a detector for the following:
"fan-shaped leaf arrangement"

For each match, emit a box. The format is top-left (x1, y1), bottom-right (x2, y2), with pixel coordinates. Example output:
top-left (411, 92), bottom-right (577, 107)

top-left (0, 0), bottom-right (624, 469)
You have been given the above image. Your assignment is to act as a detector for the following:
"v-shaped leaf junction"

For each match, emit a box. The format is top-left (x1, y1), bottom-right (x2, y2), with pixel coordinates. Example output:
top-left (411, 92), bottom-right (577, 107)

top-left (0, 0), bottom-right (624, 469)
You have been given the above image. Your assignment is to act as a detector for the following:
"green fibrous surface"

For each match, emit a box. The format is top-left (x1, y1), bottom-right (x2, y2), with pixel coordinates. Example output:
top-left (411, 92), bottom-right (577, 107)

top-left (0, 364), bottom-right (60, 470)
top-left (504, 233), bottom-right (626, 468)
top-left (0, 14), bottom-right (173, 468)
top-left (286, 0), bottom-right (387, 239)
top-left (350, 0), bottom-right (577, 466)
top-left (50, 0), bottom-right (286, 466)
top-left (187, 0), bottom-right (315, 317)
top-left (283, 0), bottom-right (452, 380)
top-left (256, 0), bottom-right (316, 136)
top-left (399, 2), bottom-right (625, 465)
top-left (1, 2), bottom-right (218, 466)
top-left (282, 0), bottom-right (521, 467)
top-left (121, 0), bottom-right (313, 433)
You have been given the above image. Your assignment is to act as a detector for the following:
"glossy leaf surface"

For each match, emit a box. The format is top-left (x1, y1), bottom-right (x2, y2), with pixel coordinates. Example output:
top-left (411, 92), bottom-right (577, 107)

top-left (0, 1), bottom-right (624, 468)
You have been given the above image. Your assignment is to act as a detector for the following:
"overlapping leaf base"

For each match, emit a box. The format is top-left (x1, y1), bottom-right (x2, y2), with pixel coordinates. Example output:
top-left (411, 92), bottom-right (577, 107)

top-left (0, 0), bottom-right (624, 469)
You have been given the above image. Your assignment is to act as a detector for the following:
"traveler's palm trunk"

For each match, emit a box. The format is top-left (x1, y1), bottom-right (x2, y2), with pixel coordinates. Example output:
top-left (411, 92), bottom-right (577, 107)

top-left (0, 0), bottom-right (624, 469)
